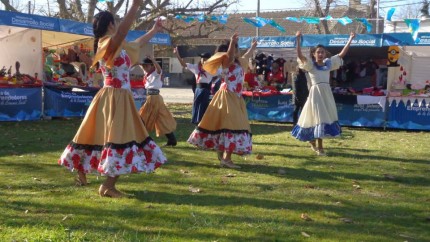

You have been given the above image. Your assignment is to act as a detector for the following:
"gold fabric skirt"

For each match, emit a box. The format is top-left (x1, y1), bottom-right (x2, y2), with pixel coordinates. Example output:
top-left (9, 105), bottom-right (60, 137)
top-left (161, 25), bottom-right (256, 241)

top-left (188, 90), bottom-right (252, 155)
top-left (139, 94), bottom-right (177, 136)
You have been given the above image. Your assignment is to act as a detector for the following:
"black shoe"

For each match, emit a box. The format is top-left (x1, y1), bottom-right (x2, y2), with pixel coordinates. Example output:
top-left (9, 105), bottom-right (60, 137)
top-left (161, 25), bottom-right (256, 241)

top-left (164, 132), bottom-right (177, 147)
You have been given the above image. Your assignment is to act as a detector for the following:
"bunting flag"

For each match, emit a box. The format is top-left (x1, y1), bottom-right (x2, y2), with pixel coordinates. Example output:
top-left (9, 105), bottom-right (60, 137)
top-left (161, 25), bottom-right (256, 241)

top-left (404, 19), bottom-right (421, 43)
top-left (337, 16), bottom-right (353, 25)
top-left (285, 17), bottom-right (302, 23)
top-left (301, 17), bottom-right (320, 24)
top-left (175, 14), bottom-right (228, 24)
top-left (268, 19), bottom-right (286, 32)
top-left (386, 8), bottom-right (396, 21)
top-left (197, 14), bottom-right (206, 23)
top-left (355, 18), bottom-right (373, 33)
top-left (324, 15), bottom-right (334, 21)
top-left (98, 0), bottom-right (114, 2)
top-left (243, 17), bottom-right (266, 27)
top-left (175, 15), bottom-right (195, 23)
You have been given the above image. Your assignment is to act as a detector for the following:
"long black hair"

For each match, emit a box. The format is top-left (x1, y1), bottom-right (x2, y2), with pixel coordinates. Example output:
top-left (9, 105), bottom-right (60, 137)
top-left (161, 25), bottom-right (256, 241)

top-left (92, 11), bottom-right (115, 55)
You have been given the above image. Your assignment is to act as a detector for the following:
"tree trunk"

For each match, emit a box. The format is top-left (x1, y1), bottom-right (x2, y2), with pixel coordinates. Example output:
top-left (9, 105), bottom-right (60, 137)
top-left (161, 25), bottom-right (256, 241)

top-left (0, 0), bottom-right (18, 12)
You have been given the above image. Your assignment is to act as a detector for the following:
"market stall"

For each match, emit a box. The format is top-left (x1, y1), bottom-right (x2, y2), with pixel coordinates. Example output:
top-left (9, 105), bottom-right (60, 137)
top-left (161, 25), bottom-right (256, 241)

top-left (239, 33), bottom-right (389, 127)
top-left (0, 10), bottom-right (171, 120)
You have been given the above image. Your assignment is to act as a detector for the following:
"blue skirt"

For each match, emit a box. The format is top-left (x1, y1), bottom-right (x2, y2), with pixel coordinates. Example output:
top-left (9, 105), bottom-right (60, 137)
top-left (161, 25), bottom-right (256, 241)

top-left (291, 121), bottom-right (342, 141)
top-left (191, 87), bottom-right (210, 124)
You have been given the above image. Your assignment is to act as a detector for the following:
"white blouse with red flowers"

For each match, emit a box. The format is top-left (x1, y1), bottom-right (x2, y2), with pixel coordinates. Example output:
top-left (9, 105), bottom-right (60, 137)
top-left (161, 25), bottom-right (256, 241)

top-left (220, 63), bottom-right (244, 97)
top-left (99, 49), bottom-right (132, 90)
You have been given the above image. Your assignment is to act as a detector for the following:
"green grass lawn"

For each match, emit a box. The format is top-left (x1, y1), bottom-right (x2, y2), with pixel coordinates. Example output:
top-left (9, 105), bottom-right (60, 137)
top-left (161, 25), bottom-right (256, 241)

top-left (0, 103), bottom-right (429, 242)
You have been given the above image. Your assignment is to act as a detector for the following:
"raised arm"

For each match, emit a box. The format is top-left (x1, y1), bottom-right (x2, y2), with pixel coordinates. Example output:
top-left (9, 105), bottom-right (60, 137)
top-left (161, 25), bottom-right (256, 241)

top-left (149, 56), bottom-right (162, 74)
top-left (338, 32), bottom-right (356, 58)
top-left (242, 38), bottom-right (257, 60)
top-left (223, 33), bottom-right (239, 68)
top-left (133, 18), bottom-right (163, 48)
top-left (296, 31), bottom-right (305, 63)
top-left (173, 46), bottom-right (187, 68)
top-left (109, 0), bottom-right (141, 53)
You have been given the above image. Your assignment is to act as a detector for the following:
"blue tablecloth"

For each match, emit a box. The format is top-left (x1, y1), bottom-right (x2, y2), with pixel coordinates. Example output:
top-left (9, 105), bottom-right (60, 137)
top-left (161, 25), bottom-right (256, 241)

top-left (0, 87), bottom-right (42, 121)
top-left (243, 93), bottom-right (386, 127)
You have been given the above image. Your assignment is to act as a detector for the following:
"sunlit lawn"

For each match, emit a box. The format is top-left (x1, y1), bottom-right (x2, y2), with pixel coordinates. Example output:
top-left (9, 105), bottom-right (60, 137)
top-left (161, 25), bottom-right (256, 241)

top-left (0, 103), bottom-right (429, 241)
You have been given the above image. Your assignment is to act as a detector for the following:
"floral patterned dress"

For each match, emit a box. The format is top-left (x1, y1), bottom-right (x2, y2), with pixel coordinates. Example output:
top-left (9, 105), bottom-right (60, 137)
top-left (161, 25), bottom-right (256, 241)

top-left (187, 63), bottom-right (252, 155)
top-left (58, 48), bottom-right (166, 176)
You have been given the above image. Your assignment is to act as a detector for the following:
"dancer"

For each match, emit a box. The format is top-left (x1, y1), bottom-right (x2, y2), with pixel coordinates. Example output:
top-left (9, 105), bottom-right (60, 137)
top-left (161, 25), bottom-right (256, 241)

top-left (292, 67), bottom-right (309, 125)
top-left (173, 48), bottom-right (213, 124)
top-left (139, 56), bottom-right (177, 146)
top-left (187, 33), bottom-right (252, 168)
top-left (58, 0), bottom-right (166, 197)
top-left (291, 31), bottom-right (355, 156)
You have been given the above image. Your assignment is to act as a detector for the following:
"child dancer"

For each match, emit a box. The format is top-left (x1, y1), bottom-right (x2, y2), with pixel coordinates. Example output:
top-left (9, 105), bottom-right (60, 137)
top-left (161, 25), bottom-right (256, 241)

top-left (187, 33), bottom-right (252, 168)
top-left (292, 31), bottom-right (355, 156)
top-left (139, 56), bottom-right (177, 146)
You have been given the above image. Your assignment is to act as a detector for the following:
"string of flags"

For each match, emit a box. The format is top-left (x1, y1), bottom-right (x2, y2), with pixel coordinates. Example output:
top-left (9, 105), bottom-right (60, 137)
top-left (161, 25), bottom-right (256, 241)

top-left (174, 14), bottom-right (228, 24)
top-left (96, 3), bottom-right (420, 43)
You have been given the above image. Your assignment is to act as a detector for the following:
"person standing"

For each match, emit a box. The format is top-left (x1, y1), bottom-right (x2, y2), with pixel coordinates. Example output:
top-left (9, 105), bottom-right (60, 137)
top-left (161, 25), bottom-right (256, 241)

top-left (58, 0), bottom-right (167, 197)
top-left (292, 31), bottom-right (355, 156)
top-left (173, 48), bottom-right (213, 124)
top-left (187, 33), bottom-right (252, 168)
top-left (292, 67), bottom-right (309, 125)
top-left (139, 56), bottom-right (177, 147)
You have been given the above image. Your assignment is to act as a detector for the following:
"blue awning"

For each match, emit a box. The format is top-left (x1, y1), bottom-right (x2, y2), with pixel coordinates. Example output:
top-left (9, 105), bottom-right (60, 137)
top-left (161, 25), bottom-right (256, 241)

top-left (239, 33), bottom-right (430, 49)
top-left (0, 10), bottom-right (171, 45)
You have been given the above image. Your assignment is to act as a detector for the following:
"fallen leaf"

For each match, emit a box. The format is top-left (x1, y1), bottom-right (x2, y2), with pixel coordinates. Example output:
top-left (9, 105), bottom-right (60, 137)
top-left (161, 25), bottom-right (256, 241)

top-left (180, 169), bottom-right (189, 174)
top-left (339, 218), bottom-right (353, 223)
top-left (224, 173), bottom-right (236, 177)
top-left (398, 233), bottom-right (414, 239)
top-left (301, 232), bottom-right (311, 238)
top-left (353, 185), bottom-right (361, 189)
top-left (33, 177), bottom-right (41, 181)
top-left (24, 210), bottom-right (29, 214)
top-left (256, 154), bottom-right (264, 160)
top-left (384, 174), bottom-right (396, 180)
top-left (220, 177), bottom-right (228, 184)
top-left (301, 213), bottom-right (313, 221)
top-left (304, 184), bottom-right (315, 189)
top-left (62, 215), bottom-right (69, 221)
top-left (189, 185), bottom-right (201, 193)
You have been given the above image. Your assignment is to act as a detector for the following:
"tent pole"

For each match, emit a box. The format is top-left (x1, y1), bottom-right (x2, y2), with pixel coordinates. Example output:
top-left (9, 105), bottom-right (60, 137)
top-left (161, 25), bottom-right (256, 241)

top-left (256, 0), bottom-right (260, 37)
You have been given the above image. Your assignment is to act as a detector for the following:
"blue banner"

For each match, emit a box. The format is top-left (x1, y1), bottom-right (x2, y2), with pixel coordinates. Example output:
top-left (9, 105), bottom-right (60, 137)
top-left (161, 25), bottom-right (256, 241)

top-left (43, 86), bottom-right (98, 117)
top-left (382, 33), bottom-right (430, 46)
top-left (0, 10), bottom-right (171, 45)
top-left (386, 100), bottom-right (430, 130)
top-left (0, 88), bottom-right (42, 121)
top-left (126, 30), bottom-right (171, 46)
top-left (59, 19), bottom-right (94, 36)
top-left (0, 10), bottom-right (59, 31)
top-left (335, 95), bottom-right (385, 127)
top-left (131, 87), bottom-right (147, 109)
top-left (305, 34), bottom-right (381, 47)
top-left (239, 36), bottom-right (296, 49)
top-left (243, 94), bottom-right (294, 122)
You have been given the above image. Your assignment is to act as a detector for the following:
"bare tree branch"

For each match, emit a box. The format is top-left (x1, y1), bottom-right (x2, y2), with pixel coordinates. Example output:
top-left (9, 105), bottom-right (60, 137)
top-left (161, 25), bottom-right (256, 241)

top-left (0, 0), bottom-right (19, 12)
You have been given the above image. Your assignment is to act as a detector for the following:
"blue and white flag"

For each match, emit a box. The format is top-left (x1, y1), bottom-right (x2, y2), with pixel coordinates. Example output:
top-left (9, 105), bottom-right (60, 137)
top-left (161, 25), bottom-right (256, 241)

top-left (356, 18), bottom-right (373, 33)
top-left (338, 16), bottom-right (353, 25)
top-left (285, 17), bottom-right (302, 23)
top-left (404, 19), bottom-right (421, 43)
top-left (386, 8), bottom-right (396, 21)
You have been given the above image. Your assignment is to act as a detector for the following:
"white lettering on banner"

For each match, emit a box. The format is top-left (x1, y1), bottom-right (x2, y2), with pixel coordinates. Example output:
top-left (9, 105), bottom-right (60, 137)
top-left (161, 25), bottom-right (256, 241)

top-left (277, 99), bottom-right (291, 107)
top-left (60, 91), bottom-right (93, 103)
top-left (353, 104), bottom-right (382, 112)
top-left (257, 40), bottom-right (294, 48)
top-left (418, 36), bottom-right (430, 45)
top-left (329, 38), bottom-right (376, 46)
top-left (11, 15), bottom-right (55, 30)
top-left (251, 99), bottom-right (269, 108)
top-left (0, 90), bottom-right (28, 105)
top-left (84, 27), bottom-right (93, 35)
